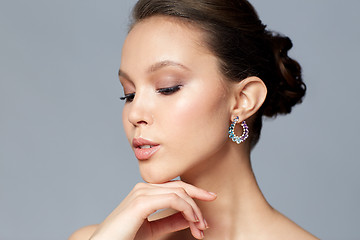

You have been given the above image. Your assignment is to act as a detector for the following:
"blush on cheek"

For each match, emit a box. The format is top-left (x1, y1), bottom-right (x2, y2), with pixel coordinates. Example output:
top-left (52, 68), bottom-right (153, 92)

top-left (169, 86), bottom-right (229, 142)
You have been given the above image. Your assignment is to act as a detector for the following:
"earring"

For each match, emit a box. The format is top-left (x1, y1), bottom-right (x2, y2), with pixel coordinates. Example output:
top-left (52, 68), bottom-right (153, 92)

top-left (228, 116), bottom-right (249, 144)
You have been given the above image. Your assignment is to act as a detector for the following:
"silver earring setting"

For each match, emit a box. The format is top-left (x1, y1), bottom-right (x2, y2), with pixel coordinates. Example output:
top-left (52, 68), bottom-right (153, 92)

top-left (228, 116), bottom-right (249, 144)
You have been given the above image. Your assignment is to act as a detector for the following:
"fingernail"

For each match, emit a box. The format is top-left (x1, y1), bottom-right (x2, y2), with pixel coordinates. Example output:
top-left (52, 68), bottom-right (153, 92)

top-left (208, 192), bottom-right (217, 197)
top-left (204, 218), bottom-right (209, 229)
top-left (195, 214), bottom-right (200, 222)
top-left (200, 230), bottom-right (204, 239)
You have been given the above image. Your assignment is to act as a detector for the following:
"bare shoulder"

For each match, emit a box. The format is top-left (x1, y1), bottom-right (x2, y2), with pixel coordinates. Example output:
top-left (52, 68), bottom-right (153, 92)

top-left (271, 210), bottom-right (319, 240)
top-left (68, 225), bottom-right (99, 240)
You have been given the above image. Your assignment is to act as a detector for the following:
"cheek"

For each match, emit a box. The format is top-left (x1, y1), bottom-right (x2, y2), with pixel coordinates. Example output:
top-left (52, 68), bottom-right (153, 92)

top-left (160, 84), bottom-right (230, 157)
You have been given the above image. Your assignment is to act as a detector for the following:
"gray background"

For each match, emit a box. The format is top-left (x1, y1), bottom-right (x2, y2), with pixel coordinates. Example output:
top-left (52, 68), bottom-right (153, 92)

top-left (0, 0), bottom-right (359, 239)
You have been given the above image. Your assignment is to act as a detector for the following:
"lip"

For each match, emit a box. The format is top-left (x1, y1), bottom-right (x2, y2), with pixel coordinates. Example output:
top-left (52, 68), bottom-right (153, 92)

top-left (132, 137), bottom-right (160, 160)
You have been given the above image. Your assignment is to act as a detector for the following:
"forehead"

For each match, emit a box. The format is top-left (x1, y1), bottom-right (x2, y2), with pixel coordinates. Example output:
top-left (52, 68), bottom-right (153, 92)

top-left (120, 16), bottom-right (213, 73)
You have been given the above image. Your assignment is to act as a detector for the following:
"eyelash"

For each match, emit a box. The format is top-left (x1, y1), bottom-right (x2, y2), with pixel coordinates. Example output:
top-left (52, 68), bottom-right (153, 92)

top-left (120, 85), bottom-right (182, 102)
top-left (119, 93), bottom-right (135, 102)
top-left (157, 85), bottom-right (182, 95)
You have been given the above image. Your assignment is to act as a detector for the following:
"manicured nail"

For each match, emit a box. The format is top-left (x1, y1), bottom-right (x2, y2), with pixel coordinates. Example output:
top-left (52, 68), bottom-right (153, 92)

top-left (208, 192), bottom-right (217, 197)
top-left (204, 218), bottom-right (209, 229)
top-left (195, 214), bottom-right (200, 222)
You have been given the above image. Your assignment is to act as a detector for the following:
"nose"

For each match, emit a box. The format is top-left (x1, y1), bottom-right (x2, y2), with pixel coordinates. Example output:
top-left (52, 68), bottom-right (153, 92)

top-left (127, 90), bottom-right (154, 127)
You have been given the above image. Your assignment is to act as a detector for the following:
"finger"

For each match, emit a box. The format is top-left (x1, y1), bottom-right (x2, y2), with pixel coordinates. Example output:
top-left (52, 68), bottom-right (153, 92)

top-left (132, 193), bottom-right (198, 223)
top-left (152, 180), bottom-right (217, 201)
top-left (149, 212), bottom-right (189, 238)
top-left (142, 187), bottom-right (207, 230)
top-left (189, 221), bottom-right (204, 239)
top-left (131, 183), bottom-right (209, 230)
top-left (152, 181), bottom-right (216, 230)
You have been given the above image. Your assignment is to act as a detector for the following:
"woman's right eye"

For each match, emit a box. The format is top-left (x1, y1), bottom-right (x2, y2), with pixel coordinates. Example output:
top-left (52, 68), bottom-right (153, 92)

top-left (120, 93), bottom-right (135, 102)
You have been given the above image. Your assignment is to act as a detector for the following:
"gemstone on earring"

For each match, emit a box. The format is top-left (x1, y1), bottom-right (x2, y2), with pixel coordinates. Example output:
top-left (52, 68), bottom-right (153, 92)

top-left (228, 117), bottom-right (249, 145)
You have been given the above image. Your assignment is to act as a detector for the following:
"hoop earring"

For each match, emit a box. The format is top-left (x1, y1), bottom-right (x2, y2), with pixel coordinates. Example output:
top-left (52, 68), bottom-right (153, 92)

top-left (228, 116), bottom-right (249, 144)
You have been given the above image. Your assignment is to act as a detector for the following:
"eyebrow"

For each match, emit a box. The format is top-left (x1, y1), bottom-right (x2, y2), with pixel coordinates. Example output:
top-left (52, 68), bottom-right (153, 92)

top-left (118, 60), bottom-right (190, 80)
top-left (118, 69), bottom-right (131, 81)
top-left (147, 60), bottom-right (190, 73)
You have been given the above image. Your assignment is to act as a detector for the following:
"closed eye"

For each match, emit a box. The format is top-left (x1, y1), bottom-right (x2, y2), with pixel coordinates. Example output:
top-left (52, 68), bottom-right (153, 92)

top-left (157, 85), bottom-right (182, 95)
top-left (120, 93), bottom-right (135, 102)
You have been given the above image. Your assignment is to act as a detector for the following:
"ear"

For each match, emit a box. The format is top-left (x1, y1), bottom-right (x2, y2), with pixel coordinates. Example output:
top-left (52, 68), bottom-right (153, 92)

top-left (230, 76), bottom-right (267, 121)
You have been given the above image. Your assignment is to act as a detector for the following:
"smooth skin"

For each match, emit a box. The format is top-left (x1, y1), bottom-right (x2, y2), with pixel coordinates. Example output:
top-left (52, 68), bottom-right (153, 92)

top-left (69, 16), bottom-right (319, 240)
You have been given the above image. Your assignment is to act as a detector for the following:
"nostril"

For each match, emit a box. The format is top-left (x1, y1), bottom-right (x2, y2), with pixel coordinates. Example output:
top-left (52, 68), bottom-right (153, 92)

top-left (137, 120), bottom-right (147, 125)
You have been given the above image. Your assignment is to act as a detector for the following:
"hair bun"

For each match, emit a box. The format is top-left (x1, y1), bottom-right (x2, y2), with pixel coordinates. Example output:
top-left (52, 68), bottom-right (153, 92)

top-left (263, 32), bottom-right (306, 117)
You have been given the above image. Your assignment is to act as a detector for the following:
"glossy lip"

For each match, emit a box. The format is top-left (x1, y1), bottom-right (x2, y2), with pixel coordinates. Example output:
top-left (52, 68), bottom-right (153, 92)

top-left (132, 137), bottom-right (160, 161)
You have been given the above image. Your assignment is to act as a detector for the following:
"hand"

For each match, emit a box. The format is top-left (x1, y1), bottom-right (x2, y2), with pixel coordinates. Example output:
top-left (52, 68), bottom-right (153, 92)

top-left (89, 180), bottom-right (217, 240)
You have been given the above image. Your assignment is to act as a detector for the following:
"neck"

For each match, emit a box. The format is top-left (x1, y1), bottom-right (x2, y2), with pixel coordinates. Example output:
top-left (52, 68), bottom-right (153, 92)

top-left (180, 142), bottom-right (275, 239)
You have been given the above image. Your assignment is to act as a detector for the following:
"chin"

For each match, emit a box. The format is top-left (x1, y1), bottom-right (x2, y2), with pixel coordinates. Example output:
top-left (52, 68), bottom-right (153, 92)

top-left (141, 174), bottom-right (174, 184)
top-left (139, 164), bottom-right (178, 184)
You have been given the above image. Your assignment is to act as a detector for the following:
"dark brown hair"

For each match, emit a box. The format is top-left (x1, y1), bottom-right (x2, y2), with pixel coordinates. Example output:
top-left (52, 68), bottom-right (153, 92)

top-left (131, 0), bottom-right (306, 147)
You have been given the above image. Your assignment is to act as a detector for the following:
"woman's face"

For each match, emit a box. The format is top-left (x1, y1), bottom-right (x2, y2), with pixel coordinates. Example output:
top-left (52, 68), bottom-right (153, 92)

top-left (120, 16), bottom-right (233, 183)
